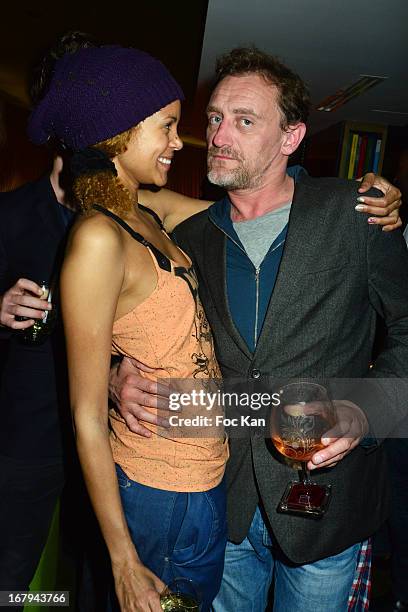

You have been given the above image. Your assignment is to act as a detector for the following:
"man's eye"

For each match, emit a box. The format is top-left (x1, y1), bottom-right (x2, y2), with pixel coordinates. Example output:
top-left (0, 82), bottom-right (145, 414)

top-left (209, 115), bottom-right (221, 125)
top-left (241, 118), bottom-right (252, 127)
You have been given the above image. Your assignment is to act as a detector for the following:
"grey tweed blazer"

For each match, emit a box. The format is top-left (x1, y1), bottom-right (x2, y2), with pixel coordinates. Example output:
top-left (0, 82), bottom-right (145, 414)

top-left (173, 175), bottom-right (408, 564)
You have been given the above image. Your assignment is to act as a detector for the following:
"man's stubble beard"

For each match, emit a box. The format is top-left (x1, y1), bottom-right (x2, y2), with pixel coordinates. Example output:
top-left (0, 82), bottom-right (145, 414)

top-left (207, 149), bottom-right (269, 191)
top-left (207, 166), bottom-right (251, 190)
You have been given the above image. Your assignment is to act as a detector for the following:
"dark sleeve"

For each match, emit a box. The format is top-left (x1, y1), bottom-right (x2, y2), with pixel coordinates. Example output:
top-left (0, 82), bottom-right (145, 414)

top-left (350, 226), bottom-right (408, 441)
top-left (0, 211), bottom-right (9, 293)
top-left (0, 219), bottom-right (12, 340)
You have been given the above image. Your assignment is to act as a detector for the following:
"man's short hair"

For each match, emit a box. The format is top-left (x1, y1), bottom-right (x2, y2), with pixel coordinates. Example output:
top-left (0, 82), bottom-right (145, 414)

top-left (215, 46), bottom-right (310, 129)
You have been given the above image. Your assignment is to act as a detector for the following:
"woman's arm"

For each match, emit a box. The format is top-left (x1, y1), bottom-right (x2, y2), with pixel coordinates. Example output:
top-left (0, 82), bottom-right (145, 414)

top-left (138, 188), bottom-right (212, 232)
top-left (139, 171), bottom-right (402, 232)
top-left (61, 217), bottom-right (163, 611)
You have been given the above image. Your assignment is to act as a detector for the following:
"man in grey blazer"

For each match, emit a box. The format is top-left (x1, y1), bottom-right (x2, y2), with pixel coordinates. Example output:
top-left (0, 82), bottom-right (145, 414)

top-left (113, 48), bottom-right (408, 611)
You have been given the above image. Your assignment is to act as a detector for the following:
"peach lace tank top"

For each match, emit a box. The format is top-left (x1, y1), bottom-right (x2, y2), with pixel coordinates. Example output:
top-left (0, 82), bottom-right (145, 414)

top-left (94, 205), bottom-right (228, 492)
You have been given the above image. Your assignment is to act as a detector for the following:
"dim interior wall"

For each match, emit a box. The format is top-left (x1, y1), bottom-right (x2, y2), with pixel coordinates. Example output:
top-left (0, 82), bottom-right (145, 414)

top-left (0, 97), bottom-right (52, 192)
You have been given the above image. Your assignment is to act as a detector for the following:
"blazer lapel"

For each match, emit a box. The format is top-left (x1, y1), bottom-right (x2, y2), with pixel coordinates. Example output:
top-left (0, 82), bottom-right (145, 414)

top-left (203, 220), bottom-right (253, 359)
top-left (255, 177), bottom-right (328, 360)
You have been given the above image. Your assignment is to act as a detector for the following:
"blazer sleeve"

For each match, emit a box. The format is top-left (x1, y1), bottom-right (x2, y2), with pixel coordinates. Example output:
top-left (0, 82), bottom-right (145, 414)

top-left (0, 219), bottom-right (12, 340)
top-left (349, 225), bottom-right (408, 441)
top-left (0, 228), bottom-right (8, 291)
top-left (0, 193), bottom-right (16, 341)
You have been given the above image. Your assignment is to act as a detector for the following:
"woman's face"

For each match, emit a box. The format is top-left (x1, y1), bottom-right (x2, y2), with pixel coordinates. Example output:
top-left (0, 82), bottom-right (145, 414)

top-left (114, 100), bottom-right (183, 192)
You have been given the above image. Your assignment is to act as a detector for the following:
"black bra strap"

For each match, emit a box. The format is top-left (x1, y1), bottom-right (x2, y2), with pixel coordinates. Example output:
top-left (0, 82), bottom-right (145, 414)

top-left (138, 203), bottom-right (165, 230)
top-left (93, 204), bottom-right (147, 243)
top-left (93, 204), bottom-right (171, 271)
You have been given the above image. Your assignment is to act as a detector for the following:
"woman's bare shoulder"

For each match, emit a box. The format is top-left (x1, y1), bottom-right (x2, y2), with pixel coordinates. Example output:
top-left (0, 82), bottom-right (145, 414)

top-left (62, 211), bottom-right (126, 295)
top-left (68, 211), bottom-right (123, 252)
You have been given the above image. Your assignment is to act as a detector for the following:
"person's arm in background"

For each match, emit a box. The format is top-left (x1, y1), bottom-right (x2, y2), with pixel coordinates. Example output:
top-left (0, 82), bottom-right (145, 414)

top-left (0, 212), bottom-right (52, 332)
top-left (61, 217), bottom-right (163, 612)
top-left (139, 171), bottom-right (402, 232)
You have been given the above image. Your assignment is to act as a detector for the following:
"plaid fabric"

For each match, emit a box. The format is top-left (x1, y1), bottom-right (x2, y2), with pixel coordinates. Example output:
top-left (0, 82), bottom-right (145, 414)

top-left (348, 539), bottom-right (372, 611)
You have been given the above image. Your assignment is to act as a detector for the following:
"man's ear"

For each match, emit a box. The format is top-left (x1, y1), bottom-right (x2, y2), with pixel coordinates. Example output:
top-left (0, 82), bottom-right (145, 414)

top-left (281, 123), bottom-right (307, 156)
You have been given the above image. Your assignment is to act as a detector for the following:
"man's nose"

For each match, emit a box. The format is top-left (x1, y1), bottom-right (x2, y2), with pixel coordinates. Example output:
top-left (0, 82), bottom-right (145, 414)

top-left (210, 121), bottom-right (231, 148)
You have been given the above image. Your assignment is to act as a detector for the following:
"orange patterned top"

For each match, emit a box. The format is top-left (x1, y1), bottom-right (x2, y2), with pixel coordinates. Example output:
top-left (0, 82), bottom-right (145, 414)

top-left (108, 214), bottom-right (228, 492)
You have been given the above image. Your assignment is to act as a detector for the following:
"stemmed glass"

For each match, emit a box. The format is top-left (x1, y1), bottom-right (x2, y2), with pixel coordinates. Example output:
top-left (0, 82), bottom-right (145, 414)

top-left (270, 381), bottom-right (336, 517)
top-left (160, 577), bottom-right (201, 611)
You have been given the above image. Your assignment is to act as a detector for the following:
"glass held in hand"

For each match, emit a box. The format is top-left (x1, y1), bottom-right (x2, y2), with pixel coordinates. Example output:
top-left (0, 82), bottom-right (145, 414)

top-left (160, 577), bottom-right (201, 611)
top-left (17, 280), bottom-right (56, 344)
top-left (270, 381), bottom-right (336, 518)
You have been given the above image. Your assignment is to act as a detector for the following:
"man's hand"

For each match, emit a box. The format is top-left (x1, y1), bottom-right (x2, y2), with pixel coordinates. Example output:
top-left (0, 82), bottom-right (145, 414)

top-left (0, 278), bottom-right (52, 329)
top-left (356, 173), bottom-right (402, 232)
top-left (307, 400), bottom-right (369, 470)
top-left (109, 357), bottom-right (170, 437)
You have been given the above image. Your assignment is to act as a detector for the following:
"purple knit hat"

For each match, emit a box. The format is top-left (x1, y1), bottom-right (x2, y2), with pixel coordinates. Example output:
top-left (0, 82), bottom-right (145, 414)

top-left (28, 45), bottom-right (184, 151)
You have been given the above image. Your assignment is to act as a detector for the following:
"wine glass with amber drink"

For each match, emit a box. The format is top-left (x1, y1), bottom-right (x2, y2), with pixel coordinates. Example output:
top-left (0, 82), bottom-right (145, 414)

top-left (270, 381), bottom-right (336, 517)
top-left (160, 578), bottom-right (201, 611)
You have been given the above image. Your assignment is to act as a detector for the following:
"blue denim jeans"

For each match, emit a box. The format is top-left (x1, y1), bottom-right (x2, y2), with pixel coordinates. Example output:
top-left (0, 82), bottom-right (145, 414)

top-left (212, 506), bottom-right (363, 612)
top-left (115, 465), bottom-right (227, 611)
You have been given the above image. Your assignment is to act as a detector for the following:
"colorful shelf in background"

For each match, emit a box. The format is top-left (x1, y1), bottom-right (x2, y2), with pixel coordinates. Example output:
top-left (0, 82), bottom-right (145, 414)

top-left (339, 122), bottom-right (387, 179)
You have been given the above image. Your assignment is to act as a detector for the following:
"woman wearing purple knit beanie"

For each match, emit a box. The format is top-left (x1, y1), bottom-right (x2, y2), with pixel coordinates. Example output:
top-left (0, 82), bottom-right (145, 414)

top-left (29, 44), bottom-right (227, 611)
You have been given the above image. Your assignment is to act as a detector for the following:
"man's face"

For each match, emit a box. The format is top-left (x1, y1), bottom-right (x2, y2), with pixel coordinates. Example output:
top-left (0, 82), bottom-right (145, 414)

top-left (206, 74), bottom-right (292, 191)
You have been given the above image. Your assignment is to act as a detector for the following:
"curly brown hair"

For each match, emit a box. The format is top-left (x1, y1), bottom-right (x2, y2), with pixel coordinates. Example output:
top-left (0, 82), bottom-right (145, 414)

top-left (73, 128), bottom-right (136, 217)
top-left (215, 46), bottom-right (310, 129)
